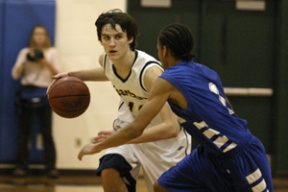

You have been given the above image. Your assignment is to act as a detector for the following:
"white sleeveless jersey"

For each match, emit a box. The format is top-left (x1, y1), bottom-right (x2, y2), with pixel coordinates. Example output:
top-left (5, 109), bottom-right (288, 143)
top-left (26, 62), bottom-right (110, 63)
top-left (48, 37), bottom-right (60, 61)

top-left (103, 50), bottom-right (163, 128)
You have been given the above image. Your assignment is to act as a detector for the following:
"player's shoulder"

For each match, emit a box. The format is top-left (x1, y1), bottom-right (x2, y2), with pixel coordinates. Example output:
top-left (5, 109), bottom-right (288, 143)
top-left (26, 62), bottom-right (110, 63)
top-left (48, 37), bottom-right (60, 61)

top-left (98, 53), bottom-right (108, 67)
top-left (136, 50), bottom-right (159, 63)
top-left (135, 50), bottom-right (162, 70)
top-left (99, 54), bottom-right (104, 65)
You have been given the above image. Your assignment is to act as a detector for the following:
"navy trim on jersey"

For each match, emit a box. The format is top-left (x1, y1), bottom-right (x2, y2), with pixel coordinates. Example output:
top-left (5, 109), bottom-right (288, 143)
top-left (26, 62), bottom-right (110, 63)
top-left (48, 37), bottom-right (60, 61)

top-left (139, 61), bottom-right (162, 92)
top-left (118, 101), bottom-right (125, 111)
top-left (103, 54), bottom-right (107, 70)
top-left (112, 51), bottom-right (138, 83)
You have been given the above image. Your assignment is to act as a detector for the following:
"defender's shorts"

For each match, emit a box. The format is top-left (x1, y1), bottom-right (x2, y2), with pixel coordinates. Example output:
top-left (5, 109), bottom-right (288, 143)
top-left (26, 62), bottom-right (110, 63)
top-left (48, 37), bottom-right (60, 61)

top-left (158, 136), bottom-right (273, 192)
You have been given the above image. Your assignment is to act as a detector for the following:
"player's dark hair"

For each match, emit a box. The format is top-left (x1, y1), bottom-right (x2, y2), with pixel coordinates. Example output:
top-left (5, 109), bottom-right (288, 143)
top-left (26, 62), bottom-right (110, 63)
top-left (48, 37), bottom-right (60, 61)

top-left (158, 24), bottom-right (194, 61)
top-left (95, 9), bottom-right (139, 50)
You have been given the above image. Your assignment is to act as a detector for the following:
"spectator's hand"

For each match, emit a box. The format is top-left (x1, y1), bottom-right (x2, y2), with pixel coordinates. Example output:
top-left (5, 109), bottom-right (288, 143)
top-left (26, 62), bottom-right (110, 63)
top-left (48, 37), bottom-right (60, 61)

top-left (78, 143), bottom-right (102, 160)
top-left (92, 130), bottom-right (116, 143)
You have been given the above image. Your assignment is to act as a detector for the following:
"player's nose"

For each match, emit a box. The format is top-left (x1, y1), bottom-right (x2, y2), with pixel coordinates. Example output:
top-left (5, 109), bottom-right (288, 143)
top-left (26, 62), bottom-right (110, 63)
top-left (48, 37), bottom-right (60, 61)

top-left (109, 38), bottom-right (116, 46)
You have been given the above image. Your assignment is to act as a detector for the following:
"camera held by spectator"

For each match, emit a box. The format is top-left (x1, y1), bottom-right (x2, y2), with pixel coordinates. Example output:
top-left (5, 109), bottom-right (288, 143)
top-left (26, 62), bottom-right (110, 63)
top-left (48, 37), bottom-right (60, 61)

top-left (26, 49), bottom-right (44, 62)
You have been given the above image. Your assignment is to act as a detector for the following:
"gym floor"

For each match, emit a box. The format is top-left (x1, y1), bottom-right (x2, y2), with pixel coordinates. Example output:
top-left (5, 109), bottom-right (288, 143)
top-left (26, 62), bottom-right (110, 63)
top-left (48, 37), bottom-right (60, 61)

top-left (0, 170), bottom-right (148, 192)
top-left (0, 172), bottom-right (288, 192)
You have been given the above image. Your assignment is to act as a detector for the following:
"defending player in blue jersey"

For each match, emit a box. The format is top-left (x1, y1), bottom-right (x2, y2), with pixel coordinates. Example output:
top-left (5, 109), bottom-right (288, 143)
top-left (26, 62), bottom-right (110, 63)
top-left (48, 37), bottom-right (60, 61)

top-left (78, 23), bottom-right (273, 191)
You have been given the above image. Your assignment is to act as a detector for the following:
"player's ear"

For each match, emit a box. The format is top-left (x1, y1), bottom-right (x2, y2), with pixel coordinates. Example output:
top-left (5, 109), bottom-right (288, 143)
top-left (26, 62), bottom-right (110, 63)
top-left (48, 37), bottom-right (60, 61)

top-left (162, 46), bottom-right (168, 57)
top-left (128, 37), bottom-right (134, 45)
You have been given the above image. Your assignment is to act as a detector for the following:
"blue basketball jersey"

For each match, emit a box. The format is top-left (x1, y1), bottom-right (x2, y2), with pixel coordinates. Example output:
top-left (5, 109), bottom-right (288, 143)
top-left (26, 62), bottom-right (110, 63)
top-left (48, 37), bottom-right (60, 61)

top-left (159, 61), bottom-right (273, 191)
top-left (160, 61), bottom-right (252, 156)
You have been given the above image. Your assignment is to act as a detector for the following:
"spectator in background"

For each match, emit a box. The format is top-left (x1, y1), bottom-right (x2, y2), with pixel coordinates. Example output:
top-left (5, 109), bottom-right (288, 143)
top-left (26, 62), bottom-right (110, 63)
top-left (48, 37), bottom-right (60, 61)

top-left (11, 25), bottom-right (60, 178)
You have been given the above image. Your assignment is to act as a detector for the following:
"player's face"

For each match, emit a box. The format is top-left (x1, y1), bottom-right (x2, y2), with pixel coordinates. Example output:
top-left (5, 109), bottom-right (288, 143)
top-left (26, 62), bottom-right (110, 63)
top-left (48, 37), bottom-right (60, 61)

top-left (157, 41), bottom-right (168, 69)
top-left (100, 24), bottom-right (133, 61)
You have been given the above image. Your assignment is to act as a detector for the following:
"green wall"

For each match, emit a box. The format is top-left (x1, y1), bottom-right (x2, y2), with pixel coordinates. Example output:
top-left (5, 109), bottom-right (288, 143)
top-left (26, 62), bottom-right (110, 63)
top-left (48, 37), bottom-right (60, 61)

top-left (273, 0), bottom-right (288, 176)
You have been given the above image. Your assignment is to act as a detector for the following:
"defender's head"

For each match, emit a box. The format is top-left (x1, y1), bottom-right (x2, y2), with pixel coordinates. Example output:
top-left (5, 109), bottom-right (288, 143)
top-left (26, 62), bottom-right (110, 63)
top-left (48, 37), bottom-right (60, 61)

top-left (158, 23), bottom-right (194, 62)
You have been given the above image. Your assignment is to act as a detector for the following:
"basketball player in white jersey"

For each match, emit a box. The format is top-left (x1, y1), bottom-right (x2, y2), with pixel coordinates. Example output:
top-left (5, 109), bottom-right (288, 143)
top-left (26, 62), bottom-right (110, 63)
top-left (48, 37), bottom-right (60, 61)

top-left (51, 9), bottom-right (191, 192)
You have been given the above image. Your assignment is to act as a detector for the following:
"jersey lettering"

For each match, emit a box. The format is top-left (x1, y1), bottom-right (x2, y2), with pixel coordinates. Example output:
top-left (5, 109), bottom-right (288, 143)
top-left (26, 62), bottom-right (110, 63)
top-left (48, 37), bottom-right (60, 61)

top-left (114, 86), bottom-right (147, 100)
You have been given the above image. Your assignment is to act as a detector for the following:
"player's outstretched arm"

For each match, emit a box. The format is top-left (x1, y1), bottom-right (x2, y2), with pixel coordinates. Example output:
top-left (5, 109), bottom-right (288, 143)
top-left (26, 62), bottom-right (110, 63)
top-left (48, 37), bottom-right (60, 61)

top-left (48, 54), bottom-right (108, 93)
top-left (68, 68), bottom-right (108, 81)
top-left (52, 55), bottom-right (108, 81)
top-left (92, 103), bottom-right (180, 144)
top-left (47, 68), bottom-right (108, 94)
top-left (66, 55), bottom-right (108, 81)
top-left (78, 78), bottom-right (172, 160)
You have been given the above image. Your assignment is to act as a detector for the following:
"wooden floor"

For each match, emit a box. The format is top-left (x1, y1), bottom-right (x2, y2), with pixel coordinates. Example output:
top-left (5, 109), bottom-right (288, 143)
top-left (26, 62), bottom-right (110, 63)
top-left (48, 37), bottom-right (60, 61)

top-left (0, 173), bottom-right (288, 192)
top-left (0, 173), bottom-right (148, 192)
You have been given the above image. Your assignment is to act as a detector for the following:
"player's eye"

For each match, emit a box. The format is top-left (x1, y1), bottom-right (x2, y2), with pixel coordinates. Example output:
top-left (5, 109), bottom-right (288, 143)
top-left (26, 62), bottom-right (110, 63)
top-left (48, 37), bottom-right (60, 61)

top-left (102, 35), bottom-right (110, 41)
top-left (115, 34), bottom-right (123, 40)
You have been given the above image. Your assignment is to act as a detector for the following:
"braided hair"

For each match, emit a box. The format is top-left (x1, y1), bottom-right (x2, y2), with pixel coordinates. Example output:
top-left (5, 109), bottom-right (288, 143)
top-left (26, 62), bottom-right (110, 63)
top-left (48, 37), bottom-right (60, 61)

top-left (158, 24), bottom-right (194, 61)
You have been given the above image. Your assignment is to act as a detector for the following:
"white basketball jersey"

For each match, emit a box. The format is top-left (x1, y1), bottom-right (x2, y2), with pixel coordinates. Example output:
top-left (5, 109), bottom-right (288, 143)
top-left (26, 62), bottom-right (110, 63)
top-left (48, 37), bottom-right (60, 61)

top-left (103, 50), bottom-right (163, 128)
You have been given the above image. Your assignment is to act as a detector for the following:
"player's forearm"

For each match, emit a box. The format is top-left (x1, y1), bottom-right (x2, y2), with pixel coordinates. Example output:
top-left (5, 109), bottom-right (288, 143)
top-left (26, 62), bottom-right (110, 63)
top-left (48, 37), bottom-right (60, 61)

top-left (68, 68), bottom-right (108, 81)
top-left (128, 122), bottom-right (179, 144)
top-left (128, 98), bottom-right (179, 143)
top-left (98, 122), bottom-right (144, 149)
top-left (98, 94), bottom-right (166, 149)
top-left (78, 124), bottom-right (144, 160)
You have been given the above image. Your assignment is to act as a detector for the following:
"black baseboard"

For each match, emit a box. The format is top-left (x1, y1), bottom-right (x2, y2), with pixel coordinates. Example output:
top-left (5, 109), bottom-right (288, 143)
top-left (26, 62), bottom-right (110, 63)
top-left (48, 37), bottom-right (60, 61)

top-left (0, 167), bottom-right (98, 177)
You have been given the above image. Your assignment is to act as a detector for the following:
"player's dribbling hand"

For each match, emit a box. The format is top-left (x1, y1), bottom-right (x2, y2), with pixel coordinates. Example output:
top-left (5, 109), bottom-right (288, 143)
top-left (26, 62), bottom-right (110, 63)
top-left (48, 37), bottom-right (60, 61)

top-left (53, 72), bottom-right (69, 79)
top-left (46, 72), bottom-right (69, 94)
top-left (92, 130), bottom-right (115, 143)
top-left (78, 143), bottom-right (102, 160)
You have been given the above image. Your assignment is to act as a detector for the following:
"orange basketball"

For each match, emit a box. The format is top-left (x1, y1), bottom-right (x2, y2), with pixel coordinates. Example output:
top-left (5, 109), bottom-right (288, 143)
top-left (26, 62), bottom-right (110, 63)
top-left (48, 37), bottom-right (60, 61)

top-left (47, 76), bottom-right (90, 118)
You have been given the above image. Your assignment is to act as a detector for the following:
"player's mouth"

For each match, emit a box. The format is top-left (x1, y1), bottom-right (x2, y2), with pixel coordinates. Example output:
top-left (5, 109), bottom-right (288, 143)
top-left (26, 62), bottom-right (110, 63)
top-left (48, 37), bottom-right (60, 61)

top-left (109, 50), bottom-right (117, 54)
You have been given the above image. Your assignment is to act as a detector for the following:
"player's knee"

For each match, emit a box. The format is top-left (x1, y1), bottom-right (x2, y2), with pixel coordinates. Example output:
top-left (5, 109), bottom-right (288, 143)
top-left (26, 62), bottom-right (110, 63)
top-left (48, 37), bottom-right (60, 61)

top-left (101, 168), bottom-right (120, 181)
top-left (154, 181), bottom-right (169, 192)
top-left (101, 168), bottom-right (129, 192)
